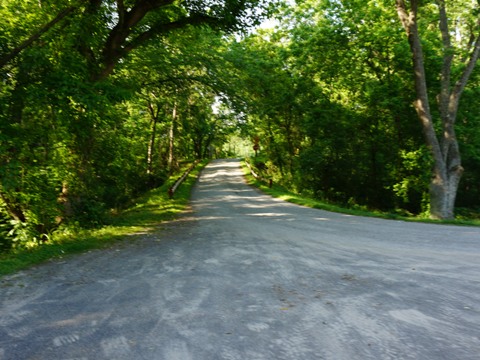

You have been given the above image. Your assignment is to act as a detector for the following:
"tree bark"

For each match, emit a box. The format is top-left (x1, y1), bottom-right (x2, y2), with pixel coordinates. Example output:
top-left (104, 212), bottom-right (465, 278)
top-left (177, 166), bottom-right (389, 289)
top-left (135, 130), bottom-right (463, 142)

top-left (168, 103), bottom-right (177, 173)
top-left (395, 0), bottom-right (479, 219)
top-left (146, 102), bottom-right (159, 175)
top-left (93, 0), bottom-right (219, 81)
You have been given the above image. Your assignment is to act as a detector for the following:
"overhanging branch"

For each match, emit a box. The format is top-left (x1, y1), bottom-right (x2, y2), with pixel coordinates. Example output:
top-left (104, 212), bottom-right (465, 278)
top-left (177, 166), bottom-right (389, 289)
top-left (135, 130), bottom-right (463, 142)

top-left (0, 6), bottom-right (77, 69)
top-left (95, 13), bottom-right (222, 80)
top-left (125, 14), bottom-right (223, 54)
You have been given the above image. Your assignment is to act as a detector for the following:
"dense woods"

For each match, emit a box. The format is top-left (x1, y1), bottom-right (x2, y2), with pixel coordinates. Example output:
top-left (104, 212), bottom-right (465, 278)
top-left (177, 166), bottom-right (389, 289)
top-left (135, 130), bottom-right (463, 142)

top-left (1, 0), bottom-right (479, 251)
top-left (225, 0), bottom-right (480, 220)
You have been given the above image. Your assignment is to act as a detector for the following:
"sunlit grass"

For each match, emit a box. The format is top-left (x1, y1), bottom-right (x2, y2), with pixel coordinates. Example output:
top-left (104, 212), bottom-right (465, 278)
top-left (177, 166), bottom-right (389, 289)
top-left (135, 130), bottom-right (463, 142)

top-left (241, 161), bottom-right (480, 227)
top-left (0, 161), bottom-right (207, 277)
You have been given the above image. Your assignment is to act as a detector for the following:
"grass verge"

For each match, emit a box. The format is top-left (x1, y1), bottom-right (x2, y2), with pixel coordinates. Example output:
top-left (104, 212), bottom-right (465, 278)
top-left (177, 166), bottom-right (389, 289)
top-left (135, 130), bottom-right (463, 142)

top-left (241, 161), bottom-right (480, 227)
top-left (0, 161), bottom-right (207, 277)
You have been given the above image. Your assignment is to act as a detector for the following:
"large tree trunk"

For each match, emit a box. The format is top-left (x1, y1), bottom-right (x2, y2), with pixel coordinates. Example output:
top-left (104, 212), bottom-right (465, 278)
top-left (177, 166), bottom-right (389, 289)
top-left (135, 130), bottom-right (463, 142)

top-left (396, 0), bottom-right (479, 219)
top-left (430, 162), bottom-right (463, 220)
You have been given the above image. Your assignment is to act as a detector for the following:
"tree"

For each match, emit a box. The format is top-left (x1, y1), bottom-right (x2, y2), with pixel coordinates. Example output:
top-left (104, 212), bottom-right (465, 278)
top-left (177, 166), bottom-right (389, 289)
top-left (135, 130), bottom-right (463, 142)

top-left (395, 0), bottom-right (480, 219)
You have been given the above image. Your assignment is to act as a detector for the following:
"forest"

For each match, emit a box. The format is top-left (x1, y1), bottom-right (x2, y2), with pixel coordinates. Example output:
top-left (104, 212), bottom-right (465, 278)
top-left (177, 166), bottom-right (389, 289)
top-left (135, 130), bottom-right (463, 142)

top-left (1, 0), bottom-right (479, 252)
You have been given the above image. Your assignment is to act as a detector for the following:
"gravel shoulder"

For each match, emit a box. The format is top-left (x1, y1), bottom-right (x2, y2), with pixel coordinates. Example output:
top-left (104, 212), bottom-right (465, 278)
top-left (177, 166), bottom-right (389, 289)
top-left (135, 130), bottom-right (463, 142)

top-left (1, 159), bottom-right (479, 359)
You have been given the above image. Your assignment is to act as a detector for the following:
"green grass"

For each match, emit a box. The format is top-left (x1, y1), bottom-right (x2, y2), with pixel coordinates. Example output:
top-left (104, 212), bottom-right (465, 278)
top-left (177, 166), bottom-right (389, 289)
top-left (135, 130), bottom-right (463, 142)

top-left (241, 161), bottom-right (480, 227)
top-left (0, 161), bottom-right (207, 277)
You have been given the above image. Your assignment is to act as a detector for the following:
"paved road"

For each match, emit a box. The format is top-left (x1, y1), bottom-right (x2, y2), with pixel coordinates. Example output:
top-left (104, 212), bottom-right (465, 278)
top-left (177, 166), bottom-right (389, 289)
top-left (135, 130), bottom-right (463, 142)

top-left (1, 159), bottom-right (479, 360)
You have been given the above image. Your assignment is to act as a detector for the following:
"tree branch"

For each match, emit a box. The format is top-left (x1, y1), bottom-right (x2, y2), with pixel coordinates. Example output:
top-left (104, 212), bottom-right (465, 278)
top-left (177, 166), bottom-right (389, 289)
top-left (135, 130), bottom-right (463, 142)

top-left (452, 30), bottom-right (480, 101)
top-left (116, 0), bottom-right (125, 27)
top-left (95, 0), bottom-right (176, 80)
top-left (125, 14), bottom-right (222, 53)
top-left (96, 13), bottom-right (221, 81)
top-left (395, 0), bottom-right (411, 31)
top-left (395, 0), bottom-right (443, 164)
top-left (0, 6), bottom-right (77, 69)
top-left (437, 0), bottom-right (453, 122)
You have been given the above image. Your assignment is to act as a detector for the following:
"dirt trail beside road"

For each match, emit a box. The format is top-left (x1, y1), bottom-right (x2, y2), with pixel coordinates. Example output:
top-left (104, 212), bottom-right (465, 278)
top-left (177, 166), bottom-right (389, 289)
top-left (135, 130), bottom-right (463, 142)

top-left (1, 159), bottom-right (479, 359)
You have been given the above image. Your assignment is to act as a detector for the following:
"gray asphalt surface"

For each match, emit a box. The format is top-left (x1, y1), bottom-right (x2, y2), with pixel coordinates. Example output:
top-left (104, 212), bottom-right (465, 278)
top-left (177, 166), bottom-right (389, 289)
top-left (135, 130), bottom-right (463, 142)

top-left (1, 158), bottom-right (479, 360)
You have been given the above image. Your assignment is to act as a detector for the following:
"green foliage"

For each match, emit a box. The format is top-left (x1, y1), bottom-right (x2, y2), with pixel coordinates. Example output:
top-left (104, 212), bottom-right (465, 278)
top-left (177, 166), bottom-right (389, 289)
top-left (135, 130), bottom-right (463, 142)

top-left (392, 147), bottom-right (432, 215)
top-left (225, 0), bottom-right (480, 217)
top-left (0, 0), bottom-right (479, 257)
top-left (148, 0), bottom-right (479, 221)
top-left (242, 161), bottom-right (480, 226)
top-left (1, 0), bottom-right (257, 253)
top-left (456, 72), bottom-right (480, 207)
top-left (0, 160), bottom-right (206, 276)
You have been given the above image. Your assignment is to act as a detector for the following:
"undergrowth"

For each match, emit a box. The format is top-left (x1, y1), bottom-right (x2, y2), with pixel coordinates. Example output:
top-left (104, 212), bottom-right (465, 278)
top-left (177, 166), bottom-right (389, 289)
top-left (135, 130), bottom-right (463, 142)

top-left (0, 161), bottom-right (207, 277)
top-left (241, 160), bottom-right (480, 227)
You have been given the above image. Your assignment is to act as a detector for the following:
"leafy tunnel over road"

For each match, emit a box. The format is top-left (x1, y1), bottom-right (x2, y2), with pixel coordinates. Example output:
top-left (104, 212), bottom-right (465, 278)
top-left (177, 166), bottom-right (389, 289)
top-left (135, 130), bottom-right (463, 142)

top-left (0, 159), bottom-right (479, 359)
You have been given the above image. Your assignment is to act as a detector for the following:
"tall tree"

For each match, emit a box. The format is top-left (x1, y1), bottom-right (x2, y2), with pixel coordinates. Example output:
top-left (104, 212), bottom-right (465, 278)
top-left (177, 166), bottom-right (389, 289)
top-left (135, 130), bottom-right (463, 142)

top-left (395, 0), bottom-right (480, 219)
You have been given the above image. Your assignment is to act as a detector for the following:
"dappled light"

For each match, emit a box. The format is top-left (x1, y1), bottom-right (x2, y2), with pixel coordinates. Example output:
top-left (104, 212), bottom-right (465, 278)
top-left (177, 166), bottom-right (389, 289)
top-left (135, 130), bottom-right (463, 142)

top-left (189, 160), bottom-right (349, 226)
top-left (1, 159), bottom-right (479, 360)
